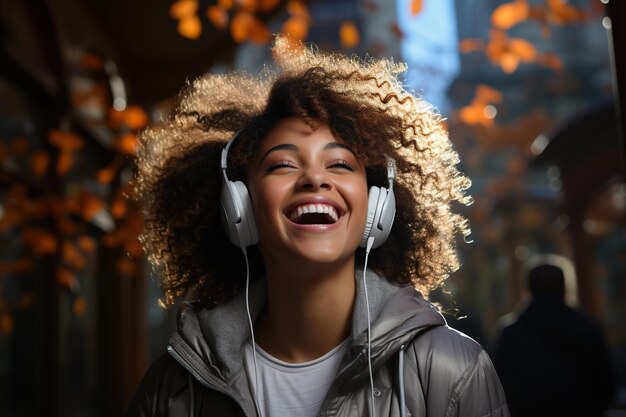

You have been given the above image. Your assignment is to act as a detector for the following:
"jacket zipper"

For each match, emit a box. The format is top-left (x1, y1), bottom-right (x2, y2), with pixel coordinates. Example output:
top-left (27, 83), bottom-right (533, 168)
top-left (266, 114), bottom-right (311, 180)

top-left (167, 344), bottom-right (254, 417)
top-left (316, 350), bottom-right (367, 417)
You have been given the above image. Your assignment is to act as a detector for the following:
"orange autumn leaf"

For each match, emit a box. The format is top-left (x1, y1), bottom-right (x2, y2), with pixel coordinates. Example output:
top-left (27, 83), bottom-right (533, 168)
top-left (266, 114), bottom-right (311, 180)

top-left (56, 216), bottom-right (78, 234)
top-left (77, 235), bottom-right (96, 252)
top-left (476, 84), bottom-right (503, 104)
top-left (390, 22), bottom-right (404, 39)
top-left (121, 105), bottom-right (149, 129)
top-left (339, 21), bottom-right (360, 49)
top-left (287, 0), bottom-right (309, 18)
top-left (485, 29), bottom-right (507, 60)
top-left (170, 0), bottom-right (199, 19)
top-left (111, 197), bottom-right (128, 219)
top-left (411, 0), bottom-right (423, 15)
top-left (63, 196), bottom-right (82, 216)
top-left (0, 258), bottom-right (34, 275)
top-left (57, 151), bottom-right (74, 176)
top-left (258, 0), bottom-right (281, 12)
top-left (178, 15), bottom-right (202, 39)
top-left (207, 5), bottom-right (229, 29)
top-left (56, 268), bottom-right (78, 290)
top-left (102, 232), bottom-right (120, 247)
top-left (459, 85), bottom-right (502, 127)
top-left (30, 151), bottom-right (50, 177)
top-left (117, 133), bottom-right (138, 155)
top-left (282, 16), bottom-right (309, 42)
top-left (49, 130), bottom-right (84, 151)
top-left (125, 238), bottom-right (144, 258)
top-left (460, 105), bottom-right (495, 127)
top-left (499, 53), bottom-right (520, 73)
top-left (459, 39), bottom-right (485, 53)
top-left (526, 5), bottom-right (553, 38)
top-left (536, 53), bottom-right (563, 72)
top-left (230, 11), bottom-right (254, 42)
top-left (508, 38), bottom-right (536, 61)
top-left (491, 0), bottom-right (529, 30)
top-left (0, 313), bottom-right (14, 335)
top-left (97, 165), bottom-right (117, 184)
top-left (34, 233), bottom-right (58, 255)
top-left (248, 18), bottom-right (271, 44)
top-left (116, 258), bottom-right (137, 276)
top-left (81, 53), bottom-right (104, 70)
top-left (82, 195), bottom-right (104, 221)
top-left (486, 30), bottom-right (535, 73)
top-left (239, 0), bottom-right (257, 11)
top-left (73, 297), bottom-right (87, 317)
top-left (218, 0), bottom-right (234, 9)
top-left (546, 0), bottom-right (585, 25)
top-left (229, 10), bottom-right (270, 43)
top-left (63, 241), bottom-right (86, 270)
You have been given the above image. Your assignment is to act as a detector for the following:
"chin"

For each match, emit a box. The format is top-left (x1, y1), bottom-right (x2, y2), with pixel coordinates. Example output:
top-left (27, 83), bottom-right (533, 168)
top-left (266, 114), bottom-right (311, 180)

top-left (288, 242), bottom-right (357, 267)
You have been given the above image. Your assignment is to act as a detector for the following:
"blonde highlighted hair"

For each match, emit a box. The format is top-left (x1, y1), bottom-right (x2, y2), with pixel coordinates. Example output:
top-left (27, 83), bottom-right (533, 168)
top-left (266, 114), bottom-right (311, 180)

top-left (134, 36), bottom-right (471, 308)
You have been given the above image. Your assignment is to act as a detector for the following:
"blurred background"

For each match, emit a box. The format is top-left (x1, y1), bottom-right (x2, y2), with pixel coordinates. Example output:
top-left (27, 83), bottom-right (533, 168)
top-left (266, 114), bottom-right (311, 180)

top-left (0, 0), bottom-right (624, 415)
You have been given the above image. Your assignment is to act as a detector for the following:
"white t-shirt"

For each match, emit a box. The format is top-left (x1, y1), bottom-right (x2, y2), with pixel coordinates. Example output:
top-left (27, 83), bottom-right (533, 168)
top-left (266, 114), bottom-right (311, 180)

top-left (243, 338), bottom-right (349, 417)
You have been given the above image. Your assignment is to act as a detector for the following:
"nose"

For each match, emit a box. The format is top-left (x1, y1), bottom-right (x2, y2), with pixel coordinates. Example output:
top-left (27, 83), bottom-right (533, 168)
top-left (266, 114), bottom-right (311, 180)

top-left (296, 165), bottom-right (332, 191)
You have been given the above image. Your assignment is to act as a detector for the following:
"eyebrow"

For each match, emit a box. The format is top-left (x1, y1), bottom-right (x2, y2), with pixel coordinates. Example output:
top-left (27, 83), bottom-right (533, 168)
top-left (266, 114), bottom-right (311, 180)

top-left (323, 142), bottom-right (356, 155)
top-left (259, 142), bottom-right (356, 164)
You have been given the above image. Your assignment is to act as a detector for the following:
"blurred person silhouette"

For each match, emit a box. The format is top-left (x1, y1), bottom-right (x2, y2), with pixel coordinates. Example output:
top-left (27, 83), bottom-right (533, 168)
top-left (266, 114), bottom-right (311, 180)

top-left (494, 254), bottom-right (615, 417)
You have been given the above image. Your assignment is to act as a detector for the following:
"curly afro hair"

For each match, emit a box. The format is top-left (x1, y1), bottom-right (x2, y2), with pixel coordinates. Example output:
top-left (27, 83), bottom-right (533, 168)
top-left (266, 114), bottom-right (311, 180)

top-left (134, 36), bottom-right (471, 309)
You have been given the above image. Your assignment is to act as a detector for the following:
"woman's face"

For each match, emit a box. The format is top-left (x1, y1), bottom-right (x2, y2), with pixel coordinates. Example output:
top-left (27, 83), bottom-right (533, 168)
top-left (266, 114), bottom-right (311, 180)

top-left (246, 118), bottom-right (369, 268)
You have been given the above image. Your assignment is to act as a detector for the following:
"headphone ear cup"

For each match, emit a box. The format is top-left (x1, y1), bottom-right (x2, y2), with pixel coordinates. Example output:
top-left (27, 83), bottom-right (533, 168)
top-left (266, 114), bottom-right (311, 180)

top-left (233, 181), bottom-right (258, 246)
top-left (360, 185), bottom-right (396, 249)
top-left (220, 179), bottom-right (259, 248)
top-left (360, 186), bottom-right (381, 248)
top-left (374, 187), bottom-right (395, 248)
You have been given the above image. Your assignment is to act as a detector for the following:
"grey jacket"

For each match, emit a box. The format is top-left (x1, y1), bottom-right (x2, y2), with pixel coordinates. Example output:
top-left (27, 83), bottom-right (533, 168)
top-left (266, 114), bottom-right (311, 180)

top-left (127, 271), bottom-right (510, 417)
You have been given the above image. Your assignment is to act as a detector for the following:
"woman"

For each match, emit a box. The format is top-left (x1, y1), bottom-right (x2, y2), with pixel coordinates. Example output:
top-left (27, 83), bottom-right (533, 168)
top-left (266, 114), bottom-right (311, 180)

top-left (127, 36), bottom-right (509, 417)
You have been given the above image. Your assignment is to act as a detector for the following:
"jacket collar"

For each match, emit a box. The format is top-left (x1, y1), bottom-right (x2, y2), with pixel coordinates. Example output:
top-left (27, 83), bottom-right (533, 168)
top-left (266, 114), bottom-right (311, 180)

top-left (170, 269), bottom-right (446, 383)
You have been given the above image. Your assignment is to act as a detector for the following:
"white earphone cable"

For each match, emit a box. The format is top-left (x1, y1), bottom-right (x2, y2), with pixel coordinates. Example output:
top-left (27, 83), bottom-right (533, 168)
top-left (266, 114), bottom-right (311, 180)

top-left (243, 247), bottom-right (263, 417)
top-left (363, 236), bottom-right (376, 417)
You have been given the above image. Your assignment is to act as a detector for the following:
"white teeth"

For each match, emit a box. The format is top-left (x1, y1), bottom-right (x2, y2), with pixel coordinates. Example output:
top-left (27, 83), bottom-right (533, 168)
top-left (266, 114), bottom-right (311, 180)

top-left (289, 203), bottom-right (339, 223)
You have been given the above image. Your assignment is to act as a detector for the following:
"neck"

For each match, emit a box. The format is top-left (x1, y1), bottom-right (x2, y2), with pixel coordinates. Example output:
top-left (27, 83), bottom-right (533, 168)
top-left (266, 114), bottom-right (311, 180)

top-left (256, 257), bottom-right (356, 363)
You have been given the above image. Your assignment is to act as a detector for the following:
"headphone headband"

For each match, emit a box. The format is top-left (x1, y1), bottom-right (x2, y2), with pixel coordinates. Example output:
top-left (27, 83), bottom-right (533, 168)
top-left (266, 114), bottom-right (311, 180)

top-left (220, 130), bottom-right (241, 178)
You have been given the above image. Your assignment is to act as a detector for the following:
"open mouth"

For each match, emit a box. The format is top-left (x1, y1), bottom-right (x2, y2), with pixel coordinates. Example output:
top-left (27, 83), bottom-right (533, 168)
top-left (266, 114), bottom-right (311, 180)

top-left (287, 203), bottom-right (340, 225)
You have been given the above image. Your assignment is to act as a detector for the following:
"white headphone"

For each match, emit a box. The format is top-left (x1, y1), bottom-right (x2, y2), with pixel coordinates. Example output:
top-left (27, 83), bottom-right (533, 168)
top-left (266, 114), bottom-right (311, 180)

top-left (220, 133), bottom-right (396, 249)
top-left (359, 157), bottom-right (396, 249)
top-left (220, 136), bottom-right (259, 248)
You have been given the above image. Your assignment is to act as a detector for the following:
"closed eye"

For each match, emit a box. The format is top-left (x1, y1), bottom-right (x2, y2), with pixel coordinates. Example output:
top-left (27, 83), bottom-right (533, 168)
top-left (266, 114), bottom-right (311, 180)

top-left (265, 160), bottom-right (298, 173)
top-left (328, 159), bottom-right (356, 171)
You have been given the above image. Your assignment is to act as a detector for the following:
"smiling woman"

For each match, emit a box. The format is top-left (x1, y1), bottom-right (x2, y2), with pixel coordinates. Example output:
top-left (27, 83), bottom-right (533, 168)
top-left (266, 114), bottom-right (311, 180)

top-left (127, 36), bottom-right (510, 417)
top-left (247, 119), bottom-right (368, 270)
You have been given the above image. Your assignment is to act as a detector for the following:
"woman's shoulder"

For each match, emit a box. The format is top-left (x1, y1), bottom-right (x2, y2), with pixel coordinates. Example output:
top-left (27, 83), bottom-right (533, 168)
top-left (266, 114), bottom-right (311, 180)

top-left (145, 352), bottom-right (190, 392)
top-left (126, 353), bottom-right (189, 416)
top-left (404, 326), bottom-right (509, 416)
top-left (406, 324), bottom-right (486, 381)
